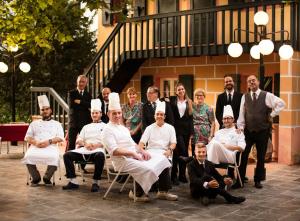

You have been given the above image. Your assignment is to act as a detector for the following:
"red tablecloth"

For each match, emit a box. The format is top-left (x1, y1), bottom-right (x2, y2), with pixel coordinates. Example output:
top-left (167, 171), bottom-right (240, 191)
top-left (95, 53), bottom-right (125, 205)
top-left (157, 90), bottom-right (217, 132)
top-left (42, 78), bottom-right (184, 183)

top-left (0, 124), bottom-right (29, 141)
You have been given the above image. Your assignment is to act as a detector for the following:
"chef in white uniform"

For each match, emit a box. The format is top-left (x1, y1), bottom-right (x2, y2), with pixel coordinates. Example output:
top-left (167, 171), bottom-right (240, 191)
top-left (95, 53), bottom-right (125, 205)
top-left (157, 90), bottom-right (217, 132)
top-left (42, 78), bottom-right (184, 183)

top-left (62, 99), bottom-right (106, 192)
top-left (207, 105), bottom-right (245, 166)
top-left (22, 95), bottom-right (64, 186)
top-left (102, 93), bottom-right (177, 202)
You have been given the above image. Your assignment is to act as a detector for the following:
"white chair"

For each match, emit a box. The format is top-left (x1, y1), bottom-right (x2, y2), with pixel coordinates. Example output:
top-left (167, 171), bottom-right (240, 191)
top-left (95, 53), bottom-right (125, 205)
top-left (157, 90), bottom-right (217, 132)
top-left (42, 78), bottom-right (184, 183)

top-left (103, 149), bottom-right (136, 202)
top-left (215, 150), bottom-right (243, 188)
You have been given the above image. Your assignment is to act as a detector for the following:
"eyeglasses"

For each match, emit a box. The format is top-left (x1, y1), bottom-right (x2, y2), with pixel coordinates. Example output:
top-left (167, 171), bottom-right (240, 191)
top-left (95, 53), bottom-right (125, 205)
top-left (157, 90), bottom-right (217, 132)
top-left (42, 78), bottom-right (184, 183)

top-left (195, 94), bottom-right (204, 97)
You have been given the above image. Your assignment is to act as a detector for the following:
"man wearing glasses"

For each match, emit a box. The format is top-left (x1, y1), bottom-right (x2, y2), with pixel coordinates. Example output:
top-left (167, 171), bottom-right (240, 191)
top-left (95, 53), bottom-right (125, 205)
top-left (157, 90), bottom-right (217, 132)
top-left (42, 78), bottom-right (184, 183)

top-left (22, 95), bottom-right (64, 186)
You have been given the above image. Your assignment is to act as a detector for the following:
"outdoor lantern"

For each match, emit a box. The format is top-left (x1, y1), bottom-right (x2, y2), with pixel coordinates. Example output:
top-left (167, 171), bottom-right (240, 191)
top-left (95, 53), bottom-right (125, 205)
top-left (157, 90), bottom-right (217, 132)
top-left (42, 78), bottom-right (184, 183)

top-left (0, 61), bottom-right (8, 73)
top-left (8, 45), bottom-right (19, 52)
top-left (19, 62), bottom-right (31, 73)
top-left (227, 42), bottom-right (243, 58)
top-left (279, 44), bottom-right (294, 60)
top-left (259, 39), bottom-right (274, 55)
top-left (250, 45), bottom-right (260, 60)
top-left (254, 11), bottom-right (269, 26)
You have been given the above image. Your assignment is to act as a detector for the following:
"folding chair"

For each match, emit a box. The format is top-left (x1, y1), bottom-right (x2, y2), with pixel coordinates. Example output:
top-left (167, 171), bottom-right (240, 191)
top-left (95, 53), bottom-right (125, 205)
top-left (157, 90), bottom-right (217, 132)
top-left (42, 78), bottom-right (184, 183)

top-left (25, 143), bottom-right (62, 186)
top-left (215, 150), bottom-right (243, 188)
top-left (103, 150), bottom-right (136, 202)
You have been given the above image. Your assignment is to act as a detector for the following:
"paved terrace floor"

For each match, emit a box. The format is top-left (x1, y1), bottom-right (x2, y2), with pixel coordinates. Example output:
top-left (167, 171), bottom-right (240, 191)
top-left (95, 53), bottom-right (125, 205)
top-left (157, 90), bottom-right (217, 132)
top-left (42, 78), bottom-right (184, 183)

top-left (0, 143), bottom-right (300, 221)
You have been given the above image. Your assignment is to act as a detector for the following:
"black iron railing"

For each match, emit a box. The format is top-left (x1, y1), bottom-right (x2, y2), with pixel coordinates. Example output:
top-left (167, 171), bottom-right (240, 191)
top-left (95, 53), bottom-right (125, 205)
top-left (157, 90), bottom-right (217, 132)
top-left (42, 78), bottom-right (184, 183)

top-left (84, 0), bottom-right (299, 96)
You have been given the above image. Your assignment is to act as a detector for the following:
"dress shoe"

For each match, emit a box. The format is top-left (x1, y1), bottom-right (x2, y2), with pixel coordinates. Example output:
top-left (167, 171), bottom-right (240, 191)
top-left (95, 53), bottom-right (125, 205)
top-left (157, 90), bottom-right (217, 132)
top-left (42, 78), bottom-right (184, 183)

top-left (30, 178), bottom-right (41, 187)
top-left (91, 183), bottom-right (100, 192)
top-left (43, 177), bottom-right (52, 186)
top-left (171, 177), bottom-right (180, 186)
top-left (229, 196), bottom-right (246, 204)
top-left (156, 191), bottom-right (178, 201)
top-left (231, 182), bottom-right (243, 189)
top-left (254, 181), bottom-right (263, 189)
top-left (62, 182), bottom-right (79, 190)
top-left (128, 190), bottom-right (150, 202)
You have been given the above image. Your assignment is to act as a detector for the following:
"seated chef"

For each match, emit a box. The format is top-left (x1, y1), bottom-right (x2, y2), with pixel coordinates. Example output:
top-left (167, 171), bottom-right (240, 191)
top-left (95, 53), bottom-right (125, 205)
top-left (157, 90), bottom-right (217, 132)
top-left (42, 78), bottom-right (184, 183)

top-left (62, 99), bottom-right (106, 192)
top-left (102, 93), bottom-right (178, 202)
top-left (22, 95), bottom-right (64, 186)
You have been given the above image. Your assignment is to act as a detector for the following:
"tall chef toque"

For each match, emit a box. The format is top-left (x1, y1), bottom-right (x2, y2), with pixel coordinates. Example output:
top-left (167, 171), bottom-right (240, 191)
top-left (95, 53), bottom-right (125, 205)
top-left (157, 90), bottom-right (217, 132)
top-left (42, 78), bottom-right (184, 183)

top-left (91, 99), bottom-right (102, 112)
top-left (38, 95), bottom-right (50, 109)
top-left (108, 92), bottom-right (121, 111)
top-left (223, 105), bottom-right (234, 118)
top-left (155, 101), bottom-right (166, 114)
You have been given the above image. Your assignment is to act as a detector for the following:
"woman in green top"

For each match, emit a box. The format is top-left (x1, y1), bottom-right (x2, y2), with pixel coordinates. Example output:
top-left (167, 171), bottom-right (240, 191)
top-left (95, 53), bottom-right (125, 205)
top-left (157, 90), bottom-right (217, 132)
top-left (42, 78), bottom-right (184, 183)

top-left (122, 87), bottom-right (143, 143)
top-left (192, 88), bottom-right (215, 148)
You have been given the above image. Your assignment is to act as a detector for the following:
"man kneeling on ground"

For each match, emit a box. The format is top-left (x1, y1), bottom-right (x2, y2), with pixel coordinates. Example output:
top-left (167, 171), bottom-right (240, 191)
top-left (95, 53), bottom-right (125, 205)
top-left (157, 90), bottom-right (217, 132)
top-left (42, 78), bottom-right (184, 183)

top-left (187, 143), bottom-right (246, 206)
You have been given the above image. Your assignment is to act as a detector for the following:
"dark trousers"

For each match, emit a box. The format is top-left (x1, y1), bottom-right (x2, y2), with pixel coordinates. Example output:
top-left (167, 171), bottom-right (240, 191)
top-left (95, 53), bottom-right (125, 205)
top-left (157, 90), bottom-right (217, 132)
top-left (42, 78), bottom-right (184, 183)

top-left (68, 126), bottom-right (83, 151)
top-left (239, 128), bottom-right (269, 182)
top-left (190, 183), bottom-right (233, 202)
top-left (27, 164), bottom-right (57, 181)
top-left (63, 151), bottom-right (105, 180)
top-left (171, 134), bottom-right (190, 180)
top-left (136, 168), bottom-right (172, 196)
top-left (131, 130), bottom-right (142, 144)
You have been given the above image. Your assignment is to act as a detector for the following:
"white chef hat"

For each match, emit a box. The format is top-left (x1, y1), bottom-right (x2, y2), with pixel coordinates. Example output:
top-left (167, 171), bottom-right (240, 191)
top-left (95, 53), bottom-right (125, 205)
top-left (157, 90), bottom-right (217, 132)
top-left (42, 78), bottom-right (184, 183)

top-left (91, 99), bottom-right (102, 112)
top-left (38, 95), bottom-right (50, 109)
top-left (223, 105), bottom-right (234, 118)
top-left (155, 101), bottom-right (166, 114)
top-left (108, 92), bottom-right (121, 111)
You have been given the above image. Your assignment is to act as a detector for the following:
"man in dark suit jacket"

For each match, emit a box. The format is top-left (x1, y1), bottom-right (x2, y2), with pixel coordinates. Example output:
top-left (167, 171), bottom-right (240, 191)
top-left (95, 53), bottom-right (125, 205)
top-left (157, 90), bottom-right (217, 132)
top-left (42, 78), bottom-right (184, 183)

top-left (67, 75), bottom-right (92, 151)
top-left (98, 87), bottom-right (111, 123)
top-left (142, 86), bottom-right (174, 131)
top-left (216, 75), bottom-right (242, 129)
top-left (187, 143), bottom-right (246, 205)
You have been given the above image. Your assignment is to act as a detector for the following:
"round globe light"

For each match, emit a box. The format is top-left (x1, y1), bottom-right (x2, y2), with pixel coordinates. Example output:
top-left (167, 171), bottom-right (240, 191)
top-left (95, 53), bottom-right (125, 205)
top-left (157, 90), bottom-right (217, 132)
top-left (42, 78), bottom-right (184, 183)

top-left (250, 45), bottom-right (261, 60)
top-left (279, 44), bottom-right (294, 60)
top-left (8, 45), bottom-right (19, 52)
top-left (227, 42), bottom-right (243, 58)
top-left (19, 62), bottom-right (31, 73)
top-left (0, 62), bottom-right (8, 73)
top-left (254, 11), bottom-right (269, 26)
top-left (259, 39), bottom-right (274, 55)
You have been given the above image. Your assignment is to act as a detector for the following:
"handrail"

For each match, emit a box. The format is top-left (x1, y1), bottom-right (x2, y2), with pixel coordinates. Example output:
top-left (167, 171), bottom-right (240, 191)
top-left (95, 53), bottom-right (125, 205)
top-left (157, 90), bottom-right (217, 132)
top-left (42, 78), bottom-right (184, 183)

top-left (30, 87), bottom-right (69, 112)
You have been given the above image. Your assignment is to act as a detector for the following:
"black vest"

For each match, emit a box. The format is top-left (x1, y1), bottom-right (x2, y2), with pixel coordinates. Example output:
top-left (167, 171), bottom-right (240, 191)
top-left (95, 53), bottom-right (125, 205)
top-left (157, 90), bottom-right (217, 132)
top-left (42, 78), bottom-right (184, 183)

top-left (245, 91), bottom-right (271, 132)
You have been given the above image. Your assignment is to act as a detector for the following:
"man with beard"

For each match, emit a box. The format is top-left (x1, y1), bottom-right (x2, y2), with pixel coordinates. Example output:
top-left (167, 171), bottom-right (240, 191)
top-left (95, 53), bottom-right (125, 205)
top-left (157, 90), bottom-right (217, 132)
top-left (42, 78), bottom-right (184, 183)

top-left (22, 95), bottom-right (64, 186)
top-left (216, 75), bottom-right (242, 129)
top-left (235, 75), bottom-right (285, 189)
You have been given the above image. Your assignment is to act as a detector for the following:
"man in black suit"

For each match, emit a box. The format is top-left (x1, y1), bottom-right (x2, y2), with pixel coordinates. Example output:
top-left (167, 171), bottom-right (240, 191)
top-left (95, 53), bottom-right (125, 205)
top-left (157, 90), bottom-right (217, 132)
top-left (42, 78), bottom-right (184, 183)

top-left (98, 87), bottom-right (111, 123)
top-left (67, 75), bottom-right (92, 151)
top-left (215, 75), bottom-right (242, 129)
top-left (187, 143), bottom-right (246, 206)
top-left (142, 86), bottom-right (174, 131)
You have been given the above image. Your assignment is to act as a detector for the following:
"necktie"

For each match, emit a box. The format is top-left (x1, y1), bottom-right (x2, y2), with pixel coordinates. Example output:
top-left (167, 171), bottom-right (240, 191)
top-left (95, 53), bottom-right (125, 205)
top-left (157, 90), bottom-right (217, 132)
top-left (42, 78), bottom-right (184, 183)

top-left (228, 93), bottom-right (232, 104)
top-left (80, 91), bottom-right (83, 96)
top-left (105, 103), bottom-right (109, 115)
top-left (152, 102), bottom-right (156, 111)
top-left (253, 92), bottom-right (257, 102)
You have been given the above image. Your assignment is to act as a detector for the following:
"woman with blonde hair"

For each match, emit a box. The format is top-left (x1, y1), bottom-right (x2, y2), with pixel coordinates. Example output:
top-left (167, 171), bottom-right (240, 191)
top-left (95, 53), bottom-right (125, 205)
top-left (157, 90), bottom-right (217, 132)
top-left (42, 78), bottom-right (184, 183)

top-left (169, 82), bottom-right (193, 185)
top-left (192, 88), bottom-right (215, 152)
top-left (122, 87), bottom-right (143, 143)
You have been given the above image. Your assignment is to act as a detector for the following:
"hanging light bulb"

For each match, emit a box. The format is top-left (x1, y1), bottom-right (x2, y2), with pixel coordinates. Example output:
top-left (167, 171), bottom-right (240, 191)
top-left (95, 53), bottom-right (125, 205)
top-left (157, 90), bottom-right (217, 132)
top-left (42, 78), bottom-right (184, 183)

top-left (250, 45), bottom-right (261, 60)
top-left (0, 62), bottom-right (8, 73)
top-left (19, 62), bottom-right (31, 73)
top-left (279, 44), bottom-right (294, 60)
top-left (227, 42), bottom-right (243, 58)
top-left (259, 39), bottom-right (274, 55)
top-left (254, 11), bottom-right (269, 26)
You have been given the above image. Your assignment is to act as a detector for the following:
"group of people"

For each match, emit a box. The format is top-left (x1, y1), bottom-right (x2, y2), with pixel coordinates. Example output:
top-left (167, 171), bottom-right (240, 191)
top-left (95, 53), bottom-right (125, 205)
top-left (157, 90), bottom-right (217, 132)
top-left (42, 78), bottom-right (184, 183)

top-left (22, 73), bottom-right (285, 205)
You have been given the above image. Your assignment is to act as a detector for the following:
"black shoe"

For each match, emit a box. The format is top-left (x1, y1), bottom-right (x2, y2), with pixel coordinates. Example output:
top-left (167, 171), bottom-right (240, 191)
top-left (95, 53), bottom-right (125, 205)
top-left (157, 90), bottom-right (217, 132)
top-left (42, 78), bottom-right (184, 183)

top-left (231, 182), bottom-right (243, 189)
top-left (254, 181), bottom-right (263, 189)
top-left (91, 183), bottom-right (100, 192)
top-left (62, 182), bottom-right (79, 190)
top-left (43, 177), bottom-right (52, 186)
top-left (201, 196), bottom-right (210, 206)
top-left (244, 176), bottom-right (249, 183)
top-left (171, 177), bottom-right (180, 186)
top-left (179, 176), bottom-right (188, 183)
top-left (31, 178), bottom-right (41, 187)
top-left (229, 196), bottom-right (246, 204)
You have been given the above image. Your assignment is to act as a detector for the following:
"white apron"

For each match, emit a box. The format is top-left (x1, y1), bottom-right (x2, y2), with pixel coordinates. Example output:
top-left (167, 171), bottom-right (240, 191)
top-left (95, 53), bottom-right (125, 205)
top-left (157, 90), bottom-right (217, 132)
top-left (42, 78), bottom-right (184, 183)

top-left (22, 145), bottom-right (60, 166)
top-left (207, 140), bottom-right (235, 164)
top-left (71, 147), bottom-right (105, 155)
top-left (112, 150), bottom-right (171, 194)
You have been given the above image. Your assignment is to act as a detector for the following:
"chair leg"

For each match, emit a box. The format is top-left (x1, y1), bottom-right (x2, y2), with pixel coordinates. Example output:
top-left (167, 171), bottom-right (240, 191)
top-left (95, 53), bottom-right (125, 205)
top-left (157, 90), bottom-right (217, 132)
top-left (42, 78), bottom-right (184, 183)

top-left (7, 142), bottom-right (9, 154)
top-left (103, 174), bottom-right (120, 199)
top-left (235, 166), bottom-right (243, 187)
top-left (133, 180), bottom-right (136, 202)
top-left (52, 173), bottom-right (56, 186)
top-left (120, 175), bottom-right (131, 193)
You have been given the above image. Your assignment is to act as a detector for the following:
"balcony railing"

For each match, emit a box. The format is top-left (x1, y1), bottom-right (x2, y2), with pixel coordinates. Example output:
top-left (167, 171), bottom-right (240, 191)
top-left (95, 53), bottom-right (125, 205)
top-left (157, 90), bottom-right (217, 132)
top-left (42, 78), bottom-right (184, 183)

top-left (84, 0), bottom-right (299, 96)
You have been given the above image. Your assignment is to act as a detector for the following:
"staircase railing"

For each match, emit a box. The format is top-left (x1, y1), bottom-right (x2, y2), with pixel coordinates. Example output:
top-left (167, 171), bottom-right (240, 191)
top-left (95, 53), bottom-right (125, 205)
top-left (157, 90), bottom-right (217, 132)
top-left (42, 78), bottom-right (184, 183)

top-left (84, 0), bottom-right (299, 97)
top-left (30, 87), bottom-right (69, 132)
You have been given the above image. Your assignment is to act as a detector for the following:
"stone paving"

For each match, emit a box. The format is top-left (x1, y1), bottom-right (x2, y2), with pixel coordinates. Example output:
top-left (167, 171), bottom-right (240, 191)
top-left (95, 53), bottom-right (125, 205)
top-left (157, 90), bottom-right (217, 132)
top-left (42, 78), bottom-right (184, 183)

top-left (0, 143), bottom-right (300, 221)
